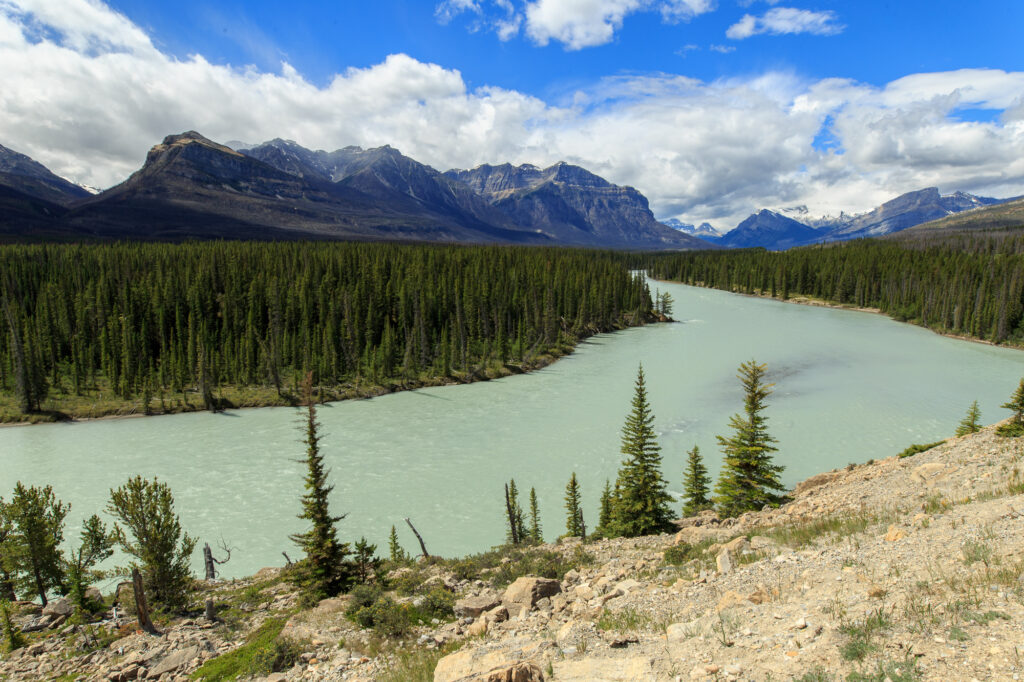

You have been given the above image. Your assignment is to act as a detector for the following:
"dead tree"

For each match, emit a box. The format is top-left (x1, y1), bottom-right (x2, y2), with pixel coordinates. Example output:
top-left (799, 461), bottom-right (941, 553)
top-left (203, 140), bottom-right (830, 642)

top-left (202, 540), bottom-right (233, 580)
top-left (131, 567), bottom-right (159, 635)
top-left (404, 518), bottom-right (430, 558)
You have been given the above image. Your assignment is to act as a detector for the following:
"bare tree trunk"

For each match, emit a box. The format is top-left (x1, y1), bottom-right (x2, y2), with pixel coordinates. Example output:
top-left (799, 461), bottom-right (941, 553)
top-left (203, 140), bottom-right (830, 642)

top-left (404, 518), bottom-right (430, 558)
top-left (132, 568), bottom-right (159, 635)
top-left (203, 543), bottom-right (216, 580)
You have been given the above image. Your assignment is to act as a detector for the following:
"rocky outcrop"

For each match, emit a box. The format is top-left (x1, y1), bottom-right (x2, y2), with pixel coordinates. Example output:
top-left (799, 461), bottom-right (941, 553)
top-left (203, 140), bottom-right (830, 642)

top-left (501, 577), bottom-right (562, 618)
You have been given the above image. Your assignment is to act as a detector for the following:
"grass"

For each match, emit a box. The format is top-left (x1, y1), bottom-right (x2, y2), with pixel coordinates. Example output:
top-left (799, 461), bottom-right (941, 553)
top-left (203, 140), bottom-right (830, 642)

top-left (838, 608), bottom-right (892, 662)
top-left (763, 510), bottom-right (895, 549)
top-left (596, 606), bottom-right (672, 633)
top-left (190, 617), bottom-right (303, 681)
top-left (897, 441), bottom-right (946, 459)
top-left (376, 641), bottom-right (465, 682)
top-left (845, 656), bottom-right (921, 682)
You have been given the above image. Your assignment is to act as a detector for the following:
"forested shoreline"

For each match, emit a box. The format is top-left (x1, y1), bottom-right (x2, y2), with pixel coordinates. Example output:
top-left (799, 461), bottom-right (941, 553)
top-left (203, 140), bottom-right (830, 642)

top-left (647, 230), bottom-right (1024, 347)
top-left (0, 242), bottom-right (656, 423)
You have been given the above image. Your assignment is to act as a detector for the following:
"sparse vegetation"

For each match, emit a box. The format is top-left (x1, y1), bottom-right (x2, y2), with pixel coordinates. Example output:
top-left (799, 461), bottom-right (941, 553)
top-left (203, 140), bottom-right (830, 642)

top-left (897, 441), bottom-right (945, 458)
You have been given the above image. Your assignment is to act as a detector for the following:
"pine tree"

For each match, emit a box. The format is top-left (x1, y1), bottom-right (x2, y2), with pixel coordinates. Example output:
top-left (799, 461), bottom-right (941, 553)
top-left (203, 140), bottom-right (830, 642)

top-left (996, 379), bottom-right (1024, 436)
top-left (352, 537), bottom-right (381, 585)
top-left (714, 360), bottom-right (786, 517)
top-left (682, 445), bottom-right (712, 516)
top-left (955, 400), bottom-right (983, 437)
top-left (387, 525), bottom-right (407, 563)
top-left (107, 476), bottom-right (196, 612)
top-left (7, 483), bottom-right (68, 606)
top-left (595, 480), bottom-right (614, 537)
top-left (611, 365), bottom-right (674, 537)
top-left (65, 515), bottom-right (114, 612)
top-left (0, 600), bottom-right (23, 654)
top-left (289, 372), bottom-right (351, 600)
top-left (564, 473), bottom-right (585, 539)
top-left (527, 488), bottom-right (542, 544)
top-left (504, 479), bottom-right (526, 545)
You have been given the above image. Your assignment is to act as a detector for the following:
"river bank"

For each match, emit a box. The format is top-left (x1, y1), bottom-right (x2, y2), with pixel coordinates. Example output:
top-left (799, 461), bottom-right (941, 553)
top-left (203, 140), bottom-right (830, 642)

top-left (3, 421), bottom-right (1022, 681)
top-left (653, 277), bottom-right (1024, 352)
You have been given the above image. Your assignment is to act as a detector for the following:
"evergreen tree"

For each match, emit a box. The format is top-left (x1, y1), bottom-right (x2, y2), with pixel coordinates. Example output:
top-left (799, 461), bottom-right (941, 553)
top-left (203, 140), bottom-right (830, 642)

top-left (65, 515), bottom-right (114, 612)
top-left (107, 476), bottom-right (196, 612)
top-left (594, 479), bottom-right (614, 537)
top-left (289, 373), bottom-right (351, 600)
top-left (682, 445), bottom-right (713, 516)
top-left (504, 479), bottom-right (526, 545)
top-left (955, 400), bottom-right (983, 437)
top-left (7, 483), bottom-right (68, 605)
top-left (0, 501), bottom-right (16, 603)
top-left (352, 538), bottom-right (381, 585)
top-left (611, 365), bottom-right (674, 537)
top-left (564, 473), bottom-right (585, 539)
top-left (714, 360), bottom-right (786, 517)
top-left (0, 600), bottom-right (23, 654)
top-left (527, 488), bottom-right (542, 544)
top-left (387, 525), bottom-right (407, 563)
top-left (997, 379), bottom-right (1024, 436)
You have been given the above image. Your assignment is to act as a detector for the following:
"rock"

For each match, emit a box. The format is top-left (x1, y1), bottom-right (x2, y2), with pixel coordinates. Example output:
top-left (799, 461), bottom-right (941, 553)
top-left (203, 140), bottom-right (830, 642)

top-left (794, 471), bottom-right (840, 495)
top-left (456, 594), bottom-right (502, 619)
top-left (502, 577), bottom-right (561, 617)
top-left (556, 657), bottom-right (658, 681)
top-left (911, 462), bottom-right (956, 485)
top-left (435, 644), bottom-right (552, 682)
top-left (41, 598), bottom-right (73, 617)
top-left (884, 525), bottom-right (906, 542)
top-left (716, 550), bottom-right (735, 574)
top-left (614, 578), bottom-right (641, 594)
top-left (483, 661), bottom-right (545, 682)
top-left (467, 619), bottom-right (488, 637)
top-left (148, 645), bottom-right (203, 677)
top-left (793, 617), bottom-right (808, 630)
top-left (667, 620), bottom-right (700, 641)
top-left (572, 584), bottom-right (595, 602)
top-left (716, 591), bottom-right (748, 611)
top-left (747, 586), bottom-right (771, 605)
top-left (483, 604), bottom-right (508, 624)
top-left (605, 632), bottom-right (638, 648)
top-left (721, 536), bottom-right (750, 554)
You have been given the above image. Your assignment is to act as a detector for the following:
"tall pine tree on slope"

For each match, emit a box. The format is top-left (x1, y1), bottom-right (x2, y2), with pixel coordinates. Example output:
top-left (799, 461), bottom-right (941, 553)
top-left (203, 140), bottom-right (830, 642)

top-left (612, 364), bottom-right (674, 536)
top-left (714, 360), bottom-right (786, 517)
top-left (290, 372), bottom-right (351, 600)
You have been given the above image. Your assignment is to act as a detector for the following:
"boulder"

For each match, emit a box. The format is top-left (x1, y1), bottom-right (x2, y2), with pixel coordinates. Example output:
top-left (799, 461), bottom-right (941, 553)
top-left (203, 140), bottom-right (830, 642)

top-left (483, 604), bottom-right (508, 624)
top-left (911, 462), bottom-right (956, 485)
top-left (41, 597), bottom-right (73, 618)
top-left (455, 594), bottom-right (502, 619)
top-left (614, 578), bottom-right (642, 594)
top-left (484, 661), bottom-right (545, 681)
top-left (884, 525), bottom-right (906, 542)
top-left (434, 643), bottom-right (552, 682)
top-left (715, 550), bottom-right (734, 574)
top-left (148, 643), bottom-right (210, 677)
top-left (554, 656), bottom-right (659, 681)
top-left (501, 577), bottom-right (561, 617)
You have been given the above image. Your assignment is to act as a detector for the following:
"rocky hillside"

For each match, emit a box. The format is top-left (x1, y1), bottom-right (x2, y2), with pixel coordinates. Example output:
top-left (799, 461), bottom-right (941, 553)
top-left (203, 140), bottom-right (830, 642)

top-left (716, 210), bottom-right (822, 250)
top-left (2, 423), bottom-right (1022, 681)
top-left (0, 143), bottom-right (90, 206)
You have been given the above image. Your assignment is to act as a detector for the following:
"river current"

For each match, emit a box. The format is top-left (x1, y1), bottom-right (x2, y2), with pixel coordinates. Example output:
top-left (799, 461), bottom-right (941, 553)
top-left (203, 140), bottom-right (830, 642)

top-left (2, 280), bottom-right (1022, 578)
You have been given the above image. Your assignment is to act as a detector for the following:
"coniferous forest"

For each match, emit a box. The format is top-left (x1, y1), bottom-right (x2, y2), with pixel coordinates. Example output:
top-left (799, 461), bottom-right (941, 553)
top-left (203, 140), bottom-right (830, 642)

top-left (647, 230), bottom-right (1024, 346)
top-left (0, 242), bottom-right (653, 421)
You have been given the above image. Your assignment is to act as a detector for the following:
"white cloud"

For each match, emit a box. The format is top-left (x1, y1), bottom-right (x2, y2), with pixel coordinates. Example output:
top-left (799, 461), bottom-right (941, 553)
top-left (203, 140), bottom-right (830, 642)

top-left (2, 0), bottom-right (1024, 229)
top-left (726, 7), bottom-right (842, 40)
top-left (709, 43), bottom-right (735, 53)
top-left (437, 0), bottom-right (715, 49)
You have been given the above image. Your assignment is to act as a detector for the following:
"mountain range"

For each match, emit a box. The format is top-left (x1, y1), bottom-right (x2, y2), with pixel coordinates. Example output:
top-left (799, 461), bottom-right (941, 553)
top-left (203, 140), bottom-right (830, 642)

top-left (691, 187), bottom-right (1007, 250)
top-left (0, 133), bottom-right (709, 250)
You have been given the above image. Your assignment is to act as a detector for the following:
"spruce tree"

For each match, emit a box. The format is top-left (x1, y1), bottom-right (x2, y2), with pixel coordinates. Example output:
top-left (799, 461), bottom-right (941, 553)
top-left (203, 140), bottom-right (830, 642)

top-left (612, 365), bottom-right (674, 537)
top-left (682, 445), bottom-right (712, 516)
top-left (7, 483), bottom-right (68, 606)
top-left (997, 379), bottom-right (1024, 436)
top-left (955, 400), bottom-right (982, 437)
top-left (289, 373), bottom-right (350, 600)
top-left (352, 538), bottom-right (381, 585)
top-left (65, 515), bottom-right (114, 613)
top-left (714, 360), bottom-right (786, 517)
top-left (528, 488), bottom-right (542, 544)
top-left (564, 473), bottom-right (585, 539)
top-left (504, 479), bottom-right (526, 545)
top-left (387, 525), bottom-right (407, 563)
top-left (595, 479), bottom-right (613, 537)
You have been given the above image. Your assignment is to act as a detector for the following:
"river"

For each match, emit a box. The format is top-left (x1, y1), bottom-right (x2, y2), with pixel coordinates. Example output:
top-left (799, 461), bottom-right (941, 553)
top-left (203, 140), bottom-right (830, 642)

top-left (2, 280), bottom-right (1022, 578)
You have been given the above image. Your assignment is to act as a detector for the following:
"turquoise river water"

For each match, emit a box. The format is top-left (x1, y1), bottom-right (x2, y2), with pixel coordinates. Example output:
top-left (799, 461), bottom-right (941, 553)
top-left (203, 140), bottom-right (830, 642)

top-left (1, 280), bottom-right (1023, 578)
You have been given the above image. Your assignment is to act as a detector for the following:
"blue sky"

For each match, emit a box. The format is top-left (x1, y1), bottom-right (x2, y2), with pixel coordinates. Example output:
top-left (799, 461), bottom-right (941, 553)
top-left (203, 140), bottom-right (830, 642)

top-left (2, 0), bottom-right (1024, 227)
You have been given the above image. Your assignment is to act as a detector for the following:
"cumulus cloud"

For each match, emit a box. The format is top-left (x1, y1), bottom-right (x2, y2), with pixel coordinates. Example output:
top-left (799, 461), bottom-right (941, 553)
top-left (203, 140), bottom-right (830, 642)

top-left (2, 0), bottom-right (1024, 229)
top-left (726, 7), bottom-right (842, 40)
top-left (438, 0), bottom-right (715, 49)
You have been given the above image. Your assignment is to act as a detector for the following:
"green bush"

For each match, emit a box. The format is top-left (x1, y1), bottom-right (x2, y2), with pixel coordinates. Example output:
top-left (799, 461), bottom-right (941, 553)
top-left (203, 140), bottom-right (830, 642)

top-left (353, 597), bottom-right (411, 637)
top-left (190, 618), bottom-right (301, 680)
top-left (346, 584), bottom-right (383, 617)
top-left (897, 441), bottom-right (945, 458)
top-left (415, 587), bottom-right (455, 621)
top-left (389, 569), bottom-right (426, 597)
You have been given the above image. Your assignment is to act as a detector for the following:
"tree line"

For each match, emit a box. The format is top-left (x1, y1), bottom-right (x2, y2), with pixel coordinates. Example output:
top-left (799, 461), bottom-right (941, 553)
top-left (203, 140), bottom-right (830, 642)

top-left (0, 242), bottom-right (653, 416)
top-left (646, 232), bottom-right (1024, 345)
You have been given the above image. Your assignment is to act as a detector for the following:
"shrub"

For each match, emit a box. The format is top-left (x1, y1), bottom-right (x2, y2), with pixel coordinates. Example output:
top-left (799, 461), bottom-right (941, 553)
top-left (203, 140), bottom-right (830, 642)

top-left (897, 441), bottom-right (945, 458)
top-left (415, 587), bottom-right (454, 621)
top-left (353, 597), bottom-right (411, 637)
